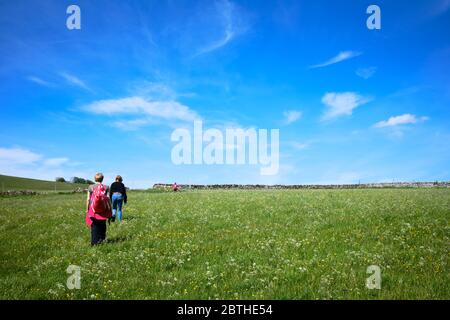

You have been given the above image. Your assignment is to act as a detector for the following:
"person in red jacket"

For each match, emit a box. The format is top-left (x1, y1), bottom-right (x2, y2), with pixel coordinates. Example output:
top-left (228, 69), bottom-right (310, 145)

top-left (85, 173), bottom-right (111, 246)
top-left (172, 182), bottom-right (180, 192)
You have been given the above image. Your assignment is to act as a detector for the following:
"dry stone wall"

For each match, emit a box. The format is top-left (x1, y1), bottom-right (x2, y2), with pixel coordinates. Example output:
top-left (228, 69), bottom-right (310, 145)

top-left (153, 182), bottom-right (450, 190)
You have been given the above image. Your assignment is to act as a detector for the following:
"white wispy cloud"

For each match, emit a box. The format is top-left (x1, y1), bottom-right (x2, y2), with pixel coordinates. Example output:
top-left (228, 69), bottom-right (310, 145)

top-left (283, 110), bottom-right (302, 124)
top-left (0, 147), bottom-right (71, 167)
top-left (310, 51), bottom-right (362, 69)
top-left (194, 0), bottom-right (247, 56)
top-left (82, 96), bottom-right (200, 124)
top-left (111, 119), bottom-right (160, 131)
top-left (0, 147), bottom-right (42, 164)
top-left (321, 92), bottom-right (371, 121)
top-left (290, 142), bottom-right (309, 150)
top-left (43, 157), bottom-right (69, 167)
top-left (60, 72), bottom-right (92, 91)
top-left (0, 147), bottom-right (81, 182)
top-left (27, 76), bottom-right (54, 87)
top-left (197, 30), bottom-right (234, 56)
top-left (130, 81), bottom-right (198, 101)
top-left (389, 85), bottom-right (427, 98)
top-left (356, 67), bottom-right (377, 79)
top-left (373, 114), bottom-right (429, 128)
top-left (132, 82), bottom-right (177, 100)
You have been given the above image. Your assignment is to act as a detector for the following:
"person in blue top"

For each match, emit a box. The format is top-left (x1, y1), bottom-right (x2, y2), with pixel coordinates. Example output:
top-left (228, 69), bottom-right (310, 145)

top-left (109, 175), bottom-right (127, 223)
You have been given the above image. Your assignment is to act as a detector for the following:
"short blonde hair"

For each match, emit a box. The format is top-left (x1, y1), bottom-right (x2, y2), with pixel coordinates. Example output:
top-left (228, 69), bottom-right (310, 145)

top-left (116, 175), bottom-right (123, 182)
top-left (94, 173), bottom-right (104, 182)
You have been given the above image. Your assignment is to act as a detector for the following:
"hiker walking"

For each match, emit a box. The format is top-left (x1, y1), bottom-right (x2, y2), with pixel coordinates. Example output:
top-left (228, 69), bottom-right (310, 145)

top-left (85, 173), bottom-right (112, 245)
top-left (109, 175), bottom-right (127, 223)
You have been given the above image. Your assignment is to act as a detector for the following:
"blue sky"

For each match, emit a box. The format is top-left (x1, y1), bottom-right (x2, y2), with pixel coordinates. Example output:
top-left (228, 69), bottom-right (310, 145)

top-left (0, 0), bottom-right (449, 188)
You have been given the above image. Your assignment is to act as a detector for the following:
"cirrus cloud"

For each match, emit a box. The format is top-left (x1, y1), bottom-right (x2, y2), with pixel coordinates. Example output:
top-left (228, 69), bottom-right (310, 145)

top-left (82, 96), bottom-right (200, 124)
top-left (310, 51), bottom-right (362, 69)
top-left (373, 114), bottom-right (429, 128)
top-left (193, 0), bottom-right (250, 57)
top-left (283, 110), bottom-right (302, 124)
top-left (43, 157), bottom-right (70, 167)
top-left (27, 76), bottom-right (54, 87)
top-left (356, 67), bottom-right (377, 79)
top-left (321, 92), bottom-right (371, 121)
top-left (60, 72), bottom-right (92, 92)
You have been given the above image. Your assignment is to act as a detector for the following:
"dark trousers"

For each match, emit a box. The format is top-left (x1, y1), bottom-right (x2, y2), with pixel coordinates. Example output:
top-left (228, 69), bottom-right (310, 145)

top-left (91, 219), bottom-right (107, 245)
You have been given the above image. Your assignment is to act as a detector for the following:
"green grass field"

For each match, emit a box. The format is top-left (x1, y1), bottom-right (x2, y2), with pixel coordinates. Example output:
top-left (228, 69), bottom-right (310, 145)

top-left (0, 189), bottom-right (448, 299)
top-left (0, 174), bottom-right (88, 192)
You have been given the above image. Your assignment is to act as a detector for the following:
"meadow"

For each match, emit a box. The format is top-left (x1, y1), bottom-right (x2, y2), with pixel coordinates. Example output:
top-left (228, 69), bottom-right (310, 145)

top-left (0, 189), bottom-right (448, 299)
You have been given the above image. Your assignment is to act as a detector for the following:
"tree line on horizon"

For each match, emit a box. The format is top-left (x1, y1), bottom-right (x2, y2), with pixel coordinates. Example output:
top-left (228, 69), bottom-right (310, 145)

top-left (55, 177), bottom-right (95, 185)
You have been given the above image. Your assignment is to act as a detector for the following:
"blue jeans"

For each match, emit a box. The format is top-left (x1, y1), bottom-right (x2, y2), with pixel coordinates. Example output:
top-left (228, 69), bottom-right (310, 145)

top-left (112, 193), bottom-right (124, 222)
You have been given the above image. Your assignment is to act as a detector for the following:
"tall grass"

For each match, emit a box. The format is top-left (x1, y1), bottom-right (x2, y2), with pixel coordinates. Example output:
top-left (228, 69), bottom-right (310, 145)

top-left (0, 189), bottom-right (448, 299)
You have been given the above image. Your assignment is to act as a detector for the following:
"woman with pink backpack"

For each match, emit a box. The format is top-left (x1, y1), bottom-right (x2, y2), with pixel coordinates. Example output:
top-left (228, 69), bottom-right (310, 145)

top-left (85, 173), bottom-right (112, 246)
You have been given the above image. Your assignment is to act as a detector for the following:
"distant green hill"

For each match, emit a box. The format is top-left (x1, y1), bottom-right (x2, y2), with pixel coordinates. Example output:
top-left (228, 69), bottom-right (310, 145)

top-left (0, 174), bottom-right (88, 192)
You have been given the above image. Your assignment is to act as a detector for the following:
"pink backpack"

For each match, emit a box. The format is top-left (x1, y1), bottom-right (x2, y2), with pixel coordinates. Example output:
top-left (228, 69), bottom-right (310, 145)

top-left (89, 184), bottom-right (111, 218)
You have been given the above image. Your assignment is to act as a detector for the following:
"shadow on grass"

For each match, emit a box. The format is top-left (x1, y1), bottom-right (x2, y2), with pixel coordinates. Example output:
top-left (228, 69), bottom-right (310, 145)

top-left (105, 235), bottom-right (133, 244)
top-left (123, 215), bottom-right (136, 222)
top-left (108, 215), bottom-right (136, 224)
